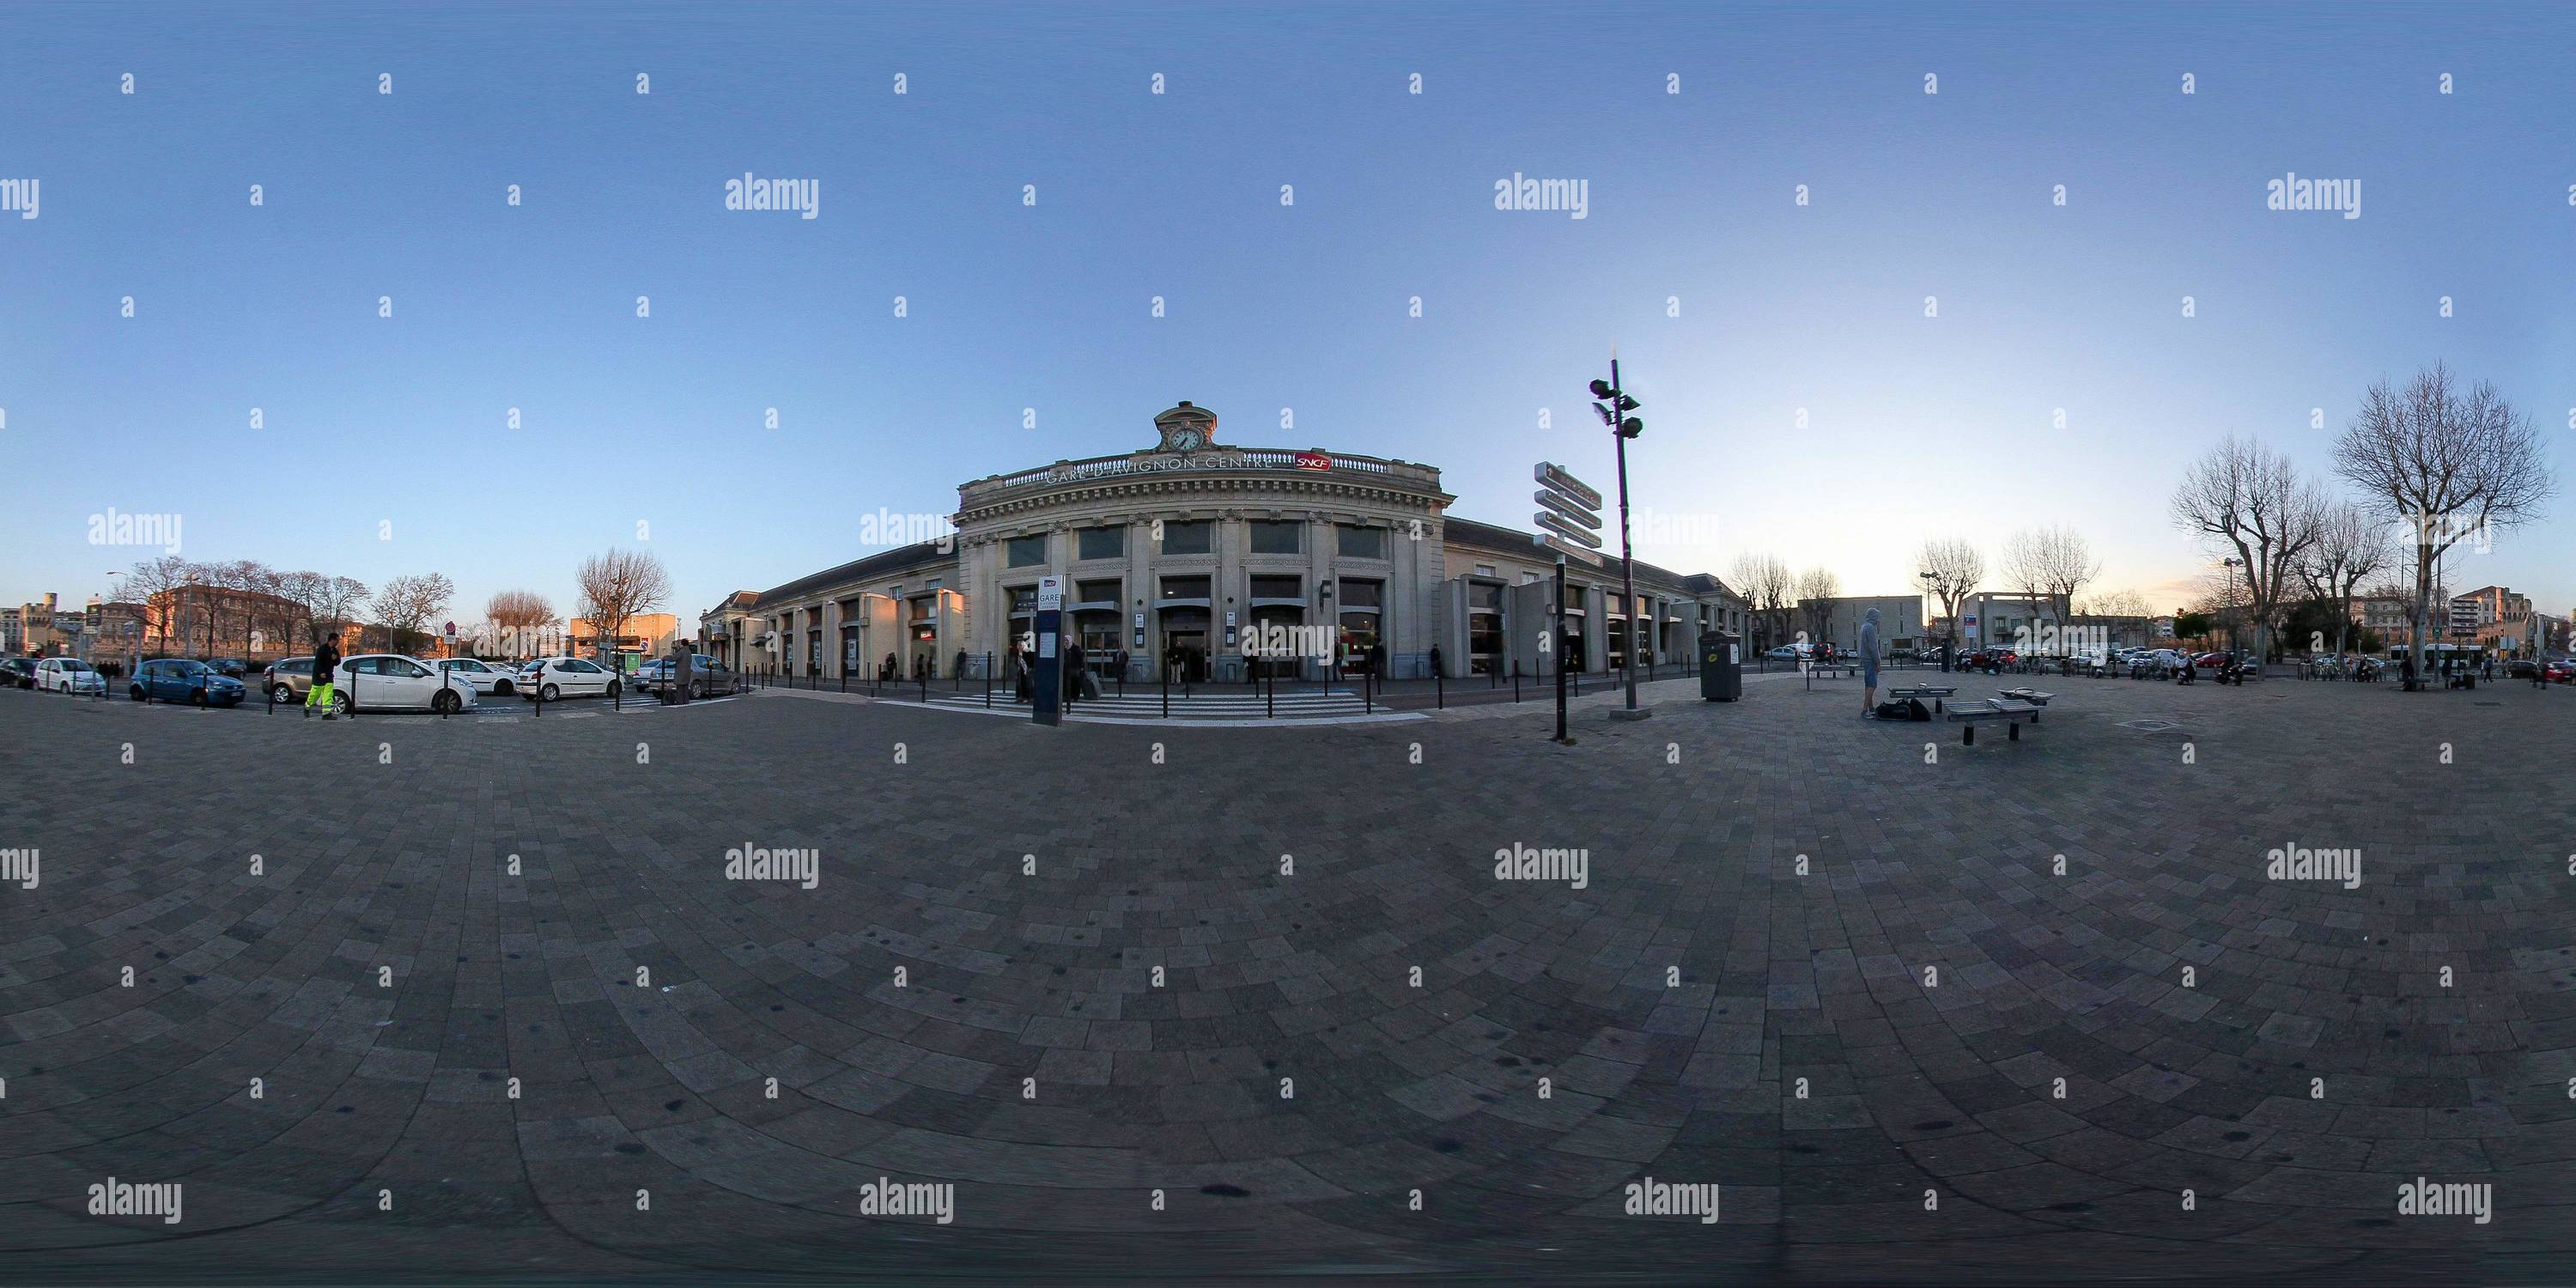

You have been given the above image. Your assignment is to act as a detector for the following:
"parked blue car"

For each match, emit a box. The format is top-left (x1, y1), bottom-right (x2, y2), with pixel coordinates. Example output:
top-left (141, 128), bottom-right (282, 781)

top-left (129, 658), bottom-right (246, 707)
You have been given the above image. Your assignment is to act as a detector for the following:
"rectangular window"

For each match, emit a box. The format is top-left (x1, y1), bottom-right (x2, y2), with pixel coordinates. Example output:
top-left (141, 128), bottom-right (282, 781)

top-left (1005, 535), bottom-right (1047, 568)
top-left (1249, 575), bottom-right (1301, 600)
top-left (1249, 520), bottom-right (1303, 555)
top-left (1159, 575), bottom-right (1211, 601)
top-left (1077, 526), bottom-right (1125, 561)
top-left (1474, 564), bottom-right (1496, 578)
top-left (1159, 520), bottom-right (1212, 555)
top-left (1339, 578), bottom-right (1382, 609)
top-left (1337, 525), bottom-right (1385, 560)
top-left (1009, 586), bottom-right (1037, 612)
top-left (1075, 578), bottom-right (1121, 605)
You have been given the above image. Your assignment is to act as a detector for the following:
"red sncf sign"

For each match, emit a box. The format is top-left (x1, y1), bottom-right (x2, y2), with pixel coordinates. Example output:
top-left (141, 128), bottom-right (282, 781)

top-left (1292, 451), bottom-right (1331, 471)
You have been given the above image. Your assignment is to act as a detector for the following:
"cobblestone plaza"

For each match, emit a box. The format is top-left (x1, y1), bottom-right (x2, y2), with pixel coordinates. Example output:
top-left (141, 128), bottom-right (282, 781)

top-left (2, 671), bottom-right (2567, 1283)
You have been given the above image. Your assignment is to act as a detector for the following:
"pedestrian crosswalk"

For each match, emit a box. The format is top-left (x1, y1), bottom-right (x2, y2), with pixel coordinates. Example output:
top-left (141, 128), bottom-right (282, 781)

top-left (902, 685), bottom-right (1393, 721)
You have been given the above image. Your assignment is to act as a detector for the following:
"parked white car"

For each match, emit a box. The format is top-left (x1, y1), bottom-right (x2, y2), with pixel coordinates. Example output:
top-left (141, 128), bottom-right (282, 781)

top-left (36, 658), bottom-right (106, 695)
top-left (431, 657), bottom-right (519, 696)
top-left (325, 653), bottom-right (480, 714)
top-left (516, 656), bottom-right (622, 702)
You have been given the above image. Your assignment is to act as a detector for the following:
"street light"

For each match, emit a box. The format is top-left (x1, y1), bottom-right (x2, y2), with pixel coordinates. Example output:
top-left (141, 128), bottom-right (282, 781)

top-left (1919, 570), bottom-right (1943, 671)
top-left (1586, 363), bottom-right (1644, 717)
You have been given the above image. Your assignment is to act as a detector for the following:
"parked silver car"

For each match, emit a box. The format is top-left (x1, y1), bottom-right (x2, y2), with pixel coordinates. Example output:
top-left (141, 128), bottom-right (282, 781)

top-left (264, 656), bottom-right (315, 704)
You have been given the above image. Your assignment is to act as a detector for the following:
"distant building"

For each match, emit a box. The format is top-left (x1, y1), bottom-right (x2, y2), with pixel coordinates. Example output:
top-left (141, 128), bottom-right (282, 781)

top-left (1798, 596), bottom-right (1924, 655)
top-left (568, 613), bottom-right (679, 659)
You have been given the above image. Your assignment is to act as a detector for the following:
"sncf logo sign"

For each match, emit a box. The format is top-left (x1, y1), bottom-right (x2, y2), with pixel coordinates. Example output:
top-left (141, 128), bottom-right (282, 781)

top-left (1293, 452), bottom-right (1331, 471)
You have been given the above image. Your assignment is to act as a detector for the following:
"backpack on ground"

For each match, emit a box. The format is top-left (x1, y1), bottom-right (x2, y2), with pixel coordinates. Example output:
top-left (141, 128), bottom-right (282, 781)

top-left (1875, 699), bottom-right (1929, 721)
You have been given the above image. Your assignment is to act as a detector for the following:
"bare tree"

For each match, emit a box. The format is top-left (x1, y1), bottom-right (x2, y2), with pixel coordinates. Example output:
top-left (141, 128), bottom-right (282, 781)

top-left (2292, 501), bottom-right (2396, 657)
top-left (374, 573), bottom-right (456, 654)
top-left (124, 555), bottom-right (191, 652)
top-left (1913, 538), bottom-right (1984, 661)
top-left (2079, 588), bottom-right (2154, 618)
top-left (574, 549), bottom-right (670, 665)
top-left (2001, 531), bottom-right (2050, 638)
top-left (2334, 362), bottom-right (2555, 678)
top-left (2170, 435), bottom-right (2324, 666)
top-left (485, 589), bottom-right (559, 659)
top-left (1794, 567), bottom-right (1840, 647)
top-left (287, 573), bottom-right (371, 649)
top-left (1728, 553), bottom-right (1793, 649)
top-left (2033, 528), bottom-right (2100, 629)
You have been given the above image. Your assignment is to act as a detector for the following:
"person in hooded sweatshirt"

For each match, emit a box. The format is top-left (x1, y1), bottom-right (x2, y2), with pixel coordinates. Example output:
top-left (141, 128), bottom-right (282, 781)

top-left (1859, 607), bottom-right (1882, 716)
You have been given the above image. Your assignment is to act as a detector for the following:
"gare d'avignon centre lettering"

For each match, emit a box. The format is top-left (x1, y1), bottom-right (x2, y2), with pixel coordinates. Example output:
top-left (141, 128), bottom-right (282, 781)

top-left (1042, 451), bottom-right (1334, 483)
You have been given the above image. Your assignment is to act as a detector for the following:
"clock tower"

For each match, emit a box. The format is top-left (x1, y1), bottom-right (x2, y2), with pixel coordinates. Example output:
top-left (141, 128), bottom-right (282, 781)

top-left (1151, 401), bottom-right (1220, 453)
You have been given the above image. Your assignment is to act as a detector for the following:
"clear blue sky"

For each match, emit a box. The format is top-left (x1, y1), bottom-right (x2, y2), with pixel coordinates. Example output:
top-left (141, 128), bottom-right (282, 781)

top-left (3, 1), bottom-right (2568, 629)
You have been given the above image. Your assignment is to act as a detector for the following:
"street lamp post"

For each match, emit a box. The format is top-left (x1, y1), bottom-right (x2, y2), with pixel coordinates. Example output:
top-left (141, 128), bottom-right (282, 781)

top-left (1920, 570), bottom-right (1941, 671)
top-left (1588, 359), bottom-right (1644, 718)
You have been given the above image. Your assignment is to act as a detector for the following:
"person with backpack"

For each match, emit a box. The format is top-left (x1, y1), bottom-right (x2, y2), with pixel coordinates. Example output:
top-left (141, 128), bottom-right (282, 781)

top-left (307, 630), bottom-right (342, 720)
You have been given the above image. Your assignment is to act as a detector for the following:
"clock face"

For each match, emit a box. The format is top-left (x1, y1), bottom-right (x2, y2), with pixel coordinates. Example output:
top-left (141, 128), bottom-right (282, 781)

top-left (1170, 427), bottom-right (1203, 451)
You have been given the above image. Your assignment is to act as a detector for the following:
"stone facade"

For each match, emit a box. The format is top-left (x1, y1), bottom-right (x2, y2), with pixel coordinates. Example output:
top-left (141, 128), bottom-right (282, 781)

top-left (724, 403), bottom-right (1755, 682)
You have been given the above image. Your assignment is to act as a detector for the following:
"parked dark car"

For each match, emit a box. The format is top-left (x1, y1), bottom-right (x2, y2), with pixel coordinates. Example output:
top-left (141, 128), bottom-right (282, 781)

top-left (638, 653), bottom-right (736, 699)
top-left (1, 657), bottom-right (37, 689)
top-left (208, 657), bottom-right (250, 677)
top-left (1954, 648), bottom-right (2014, 673)
top-left (130, 658), bottom-right (246, 707)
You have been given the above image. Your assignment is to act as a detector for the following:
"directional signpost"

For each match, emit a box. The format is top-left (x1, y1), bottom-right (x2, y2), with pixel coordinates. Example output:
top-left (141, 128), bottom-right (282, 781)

top-left (1534, 461), bottom-right (1605, 744)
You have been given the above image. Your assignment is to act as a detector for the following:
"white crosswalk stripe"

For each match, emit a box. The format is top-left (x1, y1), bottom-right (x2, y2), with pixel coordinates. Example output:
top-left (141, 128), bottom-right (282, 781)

top-left (912, 687), bottom-right (1382, 720)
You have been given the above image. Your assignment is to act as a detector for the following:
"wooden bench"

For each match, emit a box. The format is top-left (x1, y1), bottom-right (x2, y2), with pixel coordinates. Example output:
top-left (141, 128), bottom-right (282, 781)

top-left (1887, 684), bottom-right (1955, 712)
top-left (1946, 697), bottom-right (2044, 744)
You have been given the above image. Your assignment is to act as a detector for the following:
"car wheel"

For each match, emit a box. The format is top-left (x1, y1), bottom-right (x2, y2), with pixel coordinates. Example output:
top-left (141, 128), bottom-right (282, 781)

top-left (130, 685), bottom-right (145, 702)
top-left (607, 680), bottom-right (621, 699)
top-left (191, 688), bottom-right (208, 707)
top-left (432, 690), bottom-right (461, 715)
top-left (331, 690), bottom-right (355, 716)
top-left (494, 679), bottom-right (513, 696)
top-left (541, 683), bottom-right (561, 702)
top-left (273, 683), bottom-right (295, 704)
top-left (689, 681), bottom-right (704, 700)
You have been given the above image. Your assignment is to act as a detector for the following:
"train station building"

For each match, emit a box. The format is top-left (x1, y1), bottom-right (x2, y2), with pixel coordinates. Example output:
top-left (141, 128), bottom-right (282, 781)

top-left (702, 402), bottom-right (1755, 683)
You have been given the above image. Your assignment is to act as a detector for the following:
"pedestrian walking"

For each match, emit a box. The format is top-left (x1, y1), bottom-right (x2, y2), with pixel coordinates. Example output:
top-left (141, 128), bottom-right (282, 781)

top-left (667, 635), bottom-right (693, 704)
top-left (307, 630), bottom-right (343, 720)
top-left (1858, 608), bottom-right (1882, 715)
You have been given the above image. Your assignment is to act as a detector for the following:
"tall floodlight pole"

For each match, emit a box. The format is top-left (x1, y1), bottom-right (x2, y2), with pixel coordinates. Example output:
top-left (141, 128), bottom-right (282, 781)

top-left (1589, 360), bottom-right (1644, 717)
